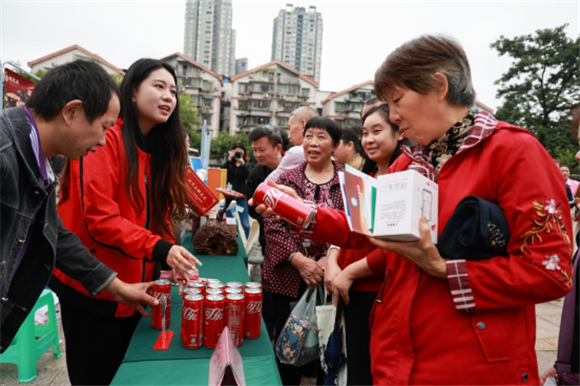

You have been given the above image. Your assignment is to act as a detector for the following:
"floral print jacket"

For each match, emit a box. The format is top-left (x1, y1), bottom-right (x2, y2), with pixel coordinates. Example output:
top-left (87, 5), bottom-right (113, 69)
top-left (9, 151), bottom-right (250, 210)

top-left (263, 160), bottom-right (344, 298)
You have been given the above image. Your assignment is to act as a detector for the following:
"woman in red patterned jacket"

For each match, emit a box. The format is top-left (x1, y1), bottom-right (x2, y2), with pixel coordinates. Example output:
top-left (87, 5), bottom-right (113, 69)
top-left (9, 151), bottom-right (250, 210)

top-left (264, 117), bottom-right (344, 385)
top-left (254, 35), bottom-right (573, 385)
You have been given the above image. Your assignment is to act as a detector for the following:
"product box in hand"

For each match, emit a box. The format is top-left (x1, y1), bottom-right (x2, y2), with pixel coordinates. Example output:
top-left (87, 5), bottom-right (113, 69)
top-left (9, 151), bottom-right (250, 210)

top-left (186, 166), bottom-right (219, 215)
top-left (339, 165), bottom-right (438, 242)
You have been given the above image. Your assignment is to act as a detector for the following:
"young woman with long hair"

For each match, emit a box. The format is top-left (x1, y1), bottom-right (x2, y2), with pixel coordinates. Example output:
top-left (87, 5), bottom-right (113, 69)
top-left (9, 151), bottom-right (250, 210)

top-left (51, 59), bottom-right (201, 386)
top-left (324, 103), bottom-right (406, 385)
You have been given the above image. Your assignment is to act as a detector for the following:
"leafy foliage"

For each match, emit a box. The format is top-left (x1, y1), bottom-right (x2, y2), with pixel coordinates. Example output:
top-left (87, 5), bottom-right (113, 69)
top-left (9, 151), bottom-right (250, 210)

top-left (179, 94), bottom-right (202, 137)
top-left (491, 24), bottom-right (579, 157)
top-left (210, 132), bottom-right (254, 165)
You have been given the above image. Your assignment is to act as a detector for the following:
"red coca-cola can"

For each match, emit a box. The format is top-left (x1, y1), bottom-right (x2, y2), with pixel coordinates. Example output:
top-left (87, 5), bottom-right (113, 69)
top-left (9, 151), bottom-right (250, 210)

top-left (244, 288), bottom-right (263, 339)
top-left (182, 294), bottom-right (204, 349)
top-left (226, 281), bottom-right (243, 289)
top-left (224, 287), bottom-right (242, 295)
top-left (252, 183), bottom-right (315, 228)
top-left (152, 279), bottom-right (171, 329)
top-left (205, 288), bottom-right (223, 296)
top-left (204, 295), bottom-right (225, 349)
top-left (187, 281), bottom-right (206, 295)
top-left (183, 288), bottom-right (202, 301)
top-left (245, 282), bottom-right (262, 290)
top-left (225, 294), bottom-right (245, 347)
top-left (208, 283), bottom-right (226, 292)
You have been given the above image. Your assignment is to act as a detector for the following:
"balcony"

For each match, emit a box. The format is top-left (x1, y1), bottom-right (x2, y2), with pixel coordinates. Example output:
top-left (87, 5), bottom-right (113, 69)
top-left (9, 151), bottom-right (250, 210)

top-left (200, 106), bottom-right (212, 114)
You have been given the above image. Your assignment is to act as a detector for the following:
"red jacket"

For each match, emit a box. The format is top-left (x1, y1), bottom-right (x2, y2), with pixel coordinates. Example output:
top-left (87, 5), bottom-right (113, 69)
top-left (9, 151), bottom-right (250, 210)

top-left (51, 119), bottom-right (174, 317)
top-left (311, 114), bottom-right (573, 385)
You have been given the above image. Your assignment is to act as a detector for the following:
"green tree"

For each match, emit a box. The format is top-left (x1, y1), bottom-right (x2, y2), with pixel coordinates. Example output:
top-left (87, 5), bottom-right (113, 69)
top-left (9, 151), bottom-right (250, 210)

top-left (111, 73), bottom-right (124, 87)
top-left (210, 132), bottom-right (253, 164)
top-left (179, 94), bottom-right (202, 136)
top-left (490, 24), bottom-right (580, 157)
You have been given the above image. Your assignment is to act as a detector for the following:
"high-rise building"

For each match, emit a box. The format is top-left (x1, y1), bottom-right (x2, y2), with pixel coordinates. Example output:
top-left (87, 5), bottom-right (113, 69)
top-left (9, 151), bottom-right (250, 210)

top-left (235, 58), bottom-right (248, 75)
top-left (184, 0), bottom-right (236, 76)
top-left (271, 4), bottom-right (323, 84)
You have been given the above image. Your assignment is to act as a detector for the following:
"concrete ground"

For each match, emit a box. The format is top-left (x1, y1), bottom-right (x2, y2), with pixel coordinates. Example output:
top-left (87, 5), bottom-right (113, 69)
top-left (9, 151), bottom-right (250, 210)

top-left (0, 300), bottom-right (563, 386)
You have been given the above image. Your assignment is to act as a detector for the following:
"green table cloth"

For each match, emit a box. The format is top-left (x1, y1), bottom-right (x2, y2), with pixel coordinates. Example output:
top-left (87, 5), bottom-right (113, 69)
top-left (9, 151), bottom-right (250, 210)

top-left (113, 355), bottom-right (281, 386)
top-left (112, 234), bottom-right (281, 385)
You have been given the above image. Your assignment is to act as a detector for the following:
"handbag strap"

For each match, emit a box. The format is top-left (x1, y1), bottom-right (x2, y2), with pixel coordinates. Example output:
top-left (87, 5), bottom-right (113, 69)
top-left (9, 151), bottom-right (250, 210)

top-left (556, 249), bottom-right (579, 377)
top-left (334, 297), bottom-right (344, 332)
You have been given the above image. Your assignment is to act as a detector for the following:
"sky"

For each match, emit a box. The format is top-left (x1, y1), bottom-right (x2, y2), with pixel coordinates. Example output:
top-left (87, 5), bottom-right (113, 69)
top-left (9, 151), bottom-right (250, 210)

top-left (1, 0), bottom-right (578, 111)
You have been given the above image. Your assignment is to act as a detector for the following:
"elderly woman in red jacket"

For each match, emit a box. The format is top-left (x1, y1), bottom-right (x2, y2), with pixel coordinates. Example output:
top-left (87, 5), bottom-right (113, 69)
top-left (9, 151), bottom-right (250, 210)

top-left (254, 35), bottom-right (573, 385)
top-left (264, 117), bottom-right (344, 385)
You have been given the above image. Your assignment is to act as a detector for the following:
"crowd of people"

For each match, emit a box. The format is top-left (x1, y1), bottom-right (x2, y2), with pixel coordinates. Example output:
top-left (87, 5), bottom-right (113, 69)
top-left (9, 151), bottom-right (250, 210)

top-left (0, 33), bottom-right (577, 386)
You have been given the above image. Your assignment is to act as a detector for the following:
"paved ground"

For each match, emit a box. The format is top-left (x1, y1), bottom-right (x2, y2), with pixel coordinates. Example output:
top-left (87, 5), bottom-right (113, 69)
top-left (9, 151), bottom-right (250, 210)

top-left (0, 299), bottom-right (563, 385)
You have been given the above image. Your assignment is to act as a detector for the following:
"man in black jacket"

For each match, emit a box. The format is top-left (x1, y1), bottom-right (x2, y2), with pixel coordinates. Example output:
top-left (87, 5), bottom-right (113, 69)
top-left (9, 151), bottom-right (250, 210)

top-left (246, 125), bottom-right (284, 254)
top-left (0, 61), bottom-right (158, 352)
top-left (246, 125), bottom-right (284, 339)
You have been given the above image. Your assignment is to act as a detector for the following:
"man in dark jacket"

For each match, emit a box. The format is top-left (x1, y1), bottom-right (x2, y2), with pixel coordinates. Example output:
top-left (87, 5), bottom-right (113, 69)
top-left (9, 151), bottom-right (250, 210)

top-left (0, 61), bottom-right (158, 352)
top-left (246, 125), bottom-right (284, 254)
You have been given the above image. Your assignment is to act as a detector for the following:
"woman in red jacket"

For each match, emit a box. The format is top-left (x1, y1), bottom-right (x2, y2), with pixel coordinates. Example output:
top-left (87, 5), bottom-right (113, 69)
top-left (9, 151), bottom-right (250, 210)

top-left (51, 59), bottom-right (201, 385)
top-left (324, 103), bottom-right (405, 385)
top-left (254, 35), bottom-right (573, 385)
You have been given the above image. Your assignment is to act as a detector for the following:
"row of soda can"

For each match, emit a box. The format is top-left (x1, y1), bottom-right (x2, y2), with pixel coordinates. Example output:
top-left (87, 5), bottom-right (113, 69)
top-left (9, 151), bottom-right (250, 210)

top-left (152, 279), bottom-right (263, 349)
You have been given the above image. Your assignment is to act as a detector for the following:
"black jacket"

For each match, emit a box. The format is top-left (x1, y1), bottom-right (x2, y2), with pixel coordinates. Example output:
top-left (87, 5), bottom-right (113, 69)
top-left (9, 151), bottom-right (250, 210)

top-left (222, 159), bottom-right (250, 196)
top-left (0, 107), bottom-right (116, 352)
top-left (246, 163), bottom-right (275, 255)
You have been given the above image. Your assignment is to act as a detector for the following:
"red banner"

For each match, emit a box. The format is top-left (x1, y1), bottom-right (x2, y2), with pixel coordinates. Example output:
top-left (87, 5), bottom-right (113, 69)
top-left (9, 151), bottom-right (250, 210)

top-left (4, 68), bottom-right (36, 109)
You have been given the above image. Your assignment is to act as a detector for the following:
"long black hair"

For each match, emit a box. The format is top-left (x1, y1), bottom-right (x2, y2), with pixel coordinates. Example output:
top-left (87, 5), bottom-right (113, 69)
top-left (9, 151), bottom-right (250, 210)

top-left (120, 59), bottom-right (190, 237)
top-left (361, 104), bottom-right (408, 175)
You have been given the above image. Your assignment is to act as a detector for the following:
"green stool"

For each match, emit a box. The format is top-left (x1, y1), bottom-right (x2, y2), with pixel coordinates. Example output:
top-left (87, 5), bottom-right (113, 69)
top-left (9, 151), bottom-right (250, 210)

top-left (0, 289), bottom-right (62, 382)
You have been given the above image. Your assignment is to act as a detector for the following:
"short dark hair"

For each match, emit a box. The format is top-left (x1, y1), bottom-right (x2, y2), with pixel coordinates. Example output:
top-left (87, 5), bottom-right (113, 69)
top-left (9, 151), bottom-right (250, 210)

top-left (374, 35), bottom-right (476, 107)
top-left (342, 127), bottom-right (363, 153)
top-left (26, 60), bottom-right (120, 123)
top-left (248, 124), bottom-right (283, 147)
top-left (365, 97), bottom-right (379, 106)
top-left (303, 117), bottom-right (342, 146)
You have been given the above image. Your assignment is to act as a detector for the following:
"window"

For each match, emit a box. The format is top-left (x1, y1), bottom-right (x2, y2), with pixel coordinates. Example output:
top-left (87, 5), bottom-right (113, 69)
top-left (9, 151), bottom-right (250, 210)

top-left (191, 79), bottom-right (198, 87)
top-left (335, 103), bottom-right (345, 112)
top-left (238, 101), bottom-right (248, 110)
top-left (301, 88), bottom-right (309, 97)
top-left (204, 81), bottom-right (213, 91)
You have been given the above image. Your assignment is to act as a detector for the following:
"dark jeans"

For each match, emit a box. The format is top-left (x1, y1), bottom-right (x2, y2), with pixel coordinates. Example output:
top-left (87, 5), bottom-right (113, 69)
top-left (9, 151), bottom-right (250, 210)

top-left (344, 290), bottom-right (377, 386)
top-left (226, 198), bottom-right (251, 239)
top-left (60, 299), bottom-right (141, 385)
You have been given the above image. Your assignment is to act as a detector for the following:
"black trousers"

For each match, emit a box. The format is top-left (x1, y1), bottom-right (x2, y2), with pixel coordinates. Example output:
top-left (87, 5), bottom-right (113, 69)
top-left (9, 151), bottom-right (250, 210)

top-left (272, 289), bottom-right (324, 386)
top-left (60, 299), bottom-right (141, 385)
top-left (344, 290), bottom-right (377, 386)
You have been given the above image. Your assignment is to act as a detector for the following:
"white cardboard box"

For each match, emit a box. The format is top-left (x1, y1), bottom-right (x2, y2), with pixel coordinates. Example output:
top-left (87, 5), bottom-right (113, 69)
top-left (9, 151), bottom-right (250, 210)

top-left (374, 170), bottom-right (438, 242)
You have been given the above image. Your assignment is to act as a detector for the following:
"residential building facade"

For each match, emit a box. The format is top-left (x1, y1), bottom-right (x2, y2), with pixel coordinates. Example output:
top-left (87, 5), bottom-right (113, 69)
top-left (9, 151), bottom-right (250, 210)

top-left (322, 81), bottom-right (374, 128)
top-left (183, 0), bottom-right (236, 76)
top-left (229, 61), bottom-right (318, 134)
top-left (28, 44), bottom-right (124, 76)
top-left (271, 4), bottom-right (323, 84)
top-left (235, 58), bottom-right (248, 75)
top-left (160, 52), bottom-right (223, 137)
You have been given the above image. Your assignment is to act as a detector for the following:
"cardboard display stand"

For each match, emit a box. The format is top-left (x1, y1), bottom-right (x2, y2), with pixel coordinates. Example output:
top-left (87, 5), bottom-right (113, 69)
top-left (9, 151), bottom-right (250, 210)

top-left (208, 327), bottom-right (246, 386)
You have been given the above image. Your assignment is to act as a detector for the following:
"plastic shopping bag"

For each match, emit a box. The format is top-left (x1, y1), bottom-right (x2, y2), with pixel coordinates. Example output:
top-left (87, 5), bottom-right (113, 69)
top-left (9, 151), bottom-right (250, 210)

top-left (275, 286), bottom-right (322, 367)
